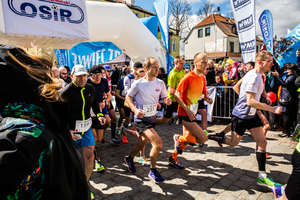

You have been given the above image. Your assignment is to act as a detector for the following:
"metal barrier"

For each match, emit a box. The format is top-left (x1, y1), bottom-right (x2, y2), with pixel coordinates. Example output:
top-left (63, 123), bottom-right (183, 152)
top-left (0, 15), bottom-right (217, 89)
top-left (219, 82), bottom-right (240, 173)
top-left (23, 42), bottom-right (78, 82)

top-left (211, 86), bottom-right (239, 119)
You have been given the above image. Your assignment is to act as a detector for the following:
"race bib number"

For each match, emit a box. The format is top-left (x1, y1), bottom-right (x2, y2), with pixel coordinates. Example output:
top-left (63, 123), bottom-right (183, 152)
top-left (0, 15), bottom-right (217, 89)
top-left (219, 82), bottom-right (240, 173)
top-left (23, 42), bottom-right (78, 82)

top-left (75, 118), bottom-right (92, 133)
top-left (143, 104), bottom-right (157, 117)
top-left (249, 107), bottom-right (256, 116)
top-left (189, 104), bottom-right (198, 115)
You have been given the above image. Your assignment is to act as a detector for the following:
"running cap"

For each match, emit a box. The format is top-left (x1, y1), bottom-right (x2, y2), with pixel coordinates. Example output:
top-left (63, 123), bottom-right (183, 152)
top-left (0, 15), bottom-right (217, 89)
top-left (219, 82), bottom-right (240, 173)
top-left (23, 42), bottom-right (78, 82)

top-left (71, 64), bottom-right (88, 76)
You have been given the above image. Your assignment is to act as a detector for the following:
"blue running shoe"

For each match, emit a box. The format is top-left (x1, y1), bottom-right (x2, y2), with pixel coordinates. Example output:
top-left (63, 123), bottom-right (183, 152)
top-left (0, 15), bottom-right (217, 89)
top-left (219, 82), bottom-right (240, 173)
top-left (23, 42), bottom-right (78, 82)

top-left (124, 156), bottom-right (136, 173)
top-left (148, 168), bottom-right (165, 183)
top-left (168, 156), bottom-right (184, 169)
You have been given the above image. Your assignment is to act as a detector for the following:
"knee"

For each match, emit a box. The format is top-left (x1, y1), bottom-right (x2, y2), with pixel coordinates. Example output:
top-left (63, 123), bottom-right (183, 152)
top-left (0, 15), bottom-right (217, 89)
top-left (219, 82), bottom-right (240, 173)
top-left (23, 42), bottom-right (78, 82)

top-left (154, 139), bottom-right (163, 151)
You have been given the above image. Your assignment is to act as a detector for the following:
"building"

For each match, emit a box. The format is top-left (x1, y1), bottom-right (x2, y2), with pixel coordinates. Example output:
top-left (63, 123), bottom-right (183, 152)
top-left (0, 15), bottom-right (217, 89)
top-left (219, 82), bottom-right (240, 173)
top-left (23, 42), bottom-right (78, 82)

top-left (184, 14), bottom-right (263, 64)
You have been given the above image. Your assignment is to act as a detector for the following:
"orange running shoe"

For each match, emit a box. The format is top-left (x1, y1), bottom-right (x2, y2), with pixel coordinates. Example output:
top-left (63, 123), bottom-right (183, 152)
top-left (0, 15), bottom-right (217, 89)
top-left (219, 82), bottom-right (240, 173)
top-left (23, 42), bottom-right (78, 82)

top-left (122, 135), bottom-right (128, 143)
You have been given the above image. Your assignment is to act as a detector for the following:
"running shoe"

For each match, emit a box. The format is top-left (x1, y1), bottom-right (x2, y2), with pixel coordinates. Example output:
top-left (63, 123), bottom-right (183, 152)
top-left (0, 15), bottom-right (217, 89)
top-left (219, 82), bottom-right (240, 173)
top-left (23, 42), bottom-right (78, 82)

top-left (208, 134), bottom-right (224, 147)
top-left (272, 184), bottom-right (285, 199)
top-left (111, 137), bottom-right (121, 145)
top-left (266, 153), bottom-right (272, 159)
top-left (148, 168), bottom-right (165, 183)
top-left (91, 192), bottom-right (95, 200)
top-left (168, 156), bottom-right (184, 169)
top-left (95, 160), bottom-right (105, 173)
top-left (122, 135), bottom-right (128, 143)
top-left (257, 176), bottom-right (279, 189)
top-left (124, 156), bottom-right (136, 173)
top-left (173, 134), bottom-right (184, 155)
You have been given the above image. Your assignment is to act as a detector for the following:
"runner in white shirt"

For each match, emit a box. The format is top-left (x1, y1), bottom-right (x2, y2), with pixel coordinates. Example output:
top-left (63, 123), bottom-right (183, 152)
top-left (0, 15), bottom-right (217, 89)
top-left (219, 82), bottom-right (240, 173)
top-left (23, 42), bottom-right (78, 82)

top-left (209, 50), bottom-right (283, 190)
top-left (124, 57), bottom-right (171, 183)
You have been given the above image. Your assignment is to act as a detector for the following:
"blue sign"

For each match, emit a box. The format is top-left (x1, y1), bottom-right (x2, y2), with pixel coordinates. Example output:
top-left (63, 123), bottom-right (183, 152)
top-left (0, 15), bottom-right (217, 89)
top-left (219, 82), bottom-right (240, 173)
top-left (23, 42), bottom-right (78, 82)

top-left (259, 10), bottom-right (273, 54)
top-left (55, 49), bottom-right (69, 67)
top-left (55, 42), bottom-right (122, 70)
top-left (274, 23), bottom-right (300, 67)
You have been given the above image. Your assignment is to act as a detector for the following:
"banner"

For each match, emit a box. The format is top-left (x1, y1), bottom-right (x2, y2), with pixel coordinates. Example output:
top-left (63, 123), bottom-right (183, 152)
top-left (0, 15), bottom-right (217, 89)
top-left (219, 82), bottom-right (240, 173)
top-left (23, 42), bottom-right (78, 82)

top-left (196, 87), bottom-right (216, 122)
top-left (230, 0), bottom-right (256, 63)
top-left (0, 0), bottom-right (89, 48)
top-left (64, 42), bottom-right (122, 70)
top-left (140, 16), bottom-right (158, 38)
top-left (259, 10), bottom-right (274, 54)
top-left (274, 23), bottom-right (300, 67)
top-left (55, 49), bottom-right (69, 67)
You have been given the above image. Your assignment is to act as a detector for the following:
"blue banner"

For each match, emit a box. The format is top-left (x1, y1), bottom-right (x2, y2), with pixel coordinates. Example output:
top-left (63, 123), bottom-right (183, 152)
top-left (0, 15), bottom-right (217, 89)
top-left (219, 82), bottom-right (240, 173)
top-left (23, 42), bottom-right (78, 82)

top-left (274, 23), bottom-right (300, 67)
top-left (61, 42), bottom-right (122, 70)
top-left (259, 10), bottom-right (274, 54)
top-left (154, 0), bottom-right (169, 52)
top-left (140, 16), bottom-right (159, 38)
top-left (55, 49), bottom-right (69, 67)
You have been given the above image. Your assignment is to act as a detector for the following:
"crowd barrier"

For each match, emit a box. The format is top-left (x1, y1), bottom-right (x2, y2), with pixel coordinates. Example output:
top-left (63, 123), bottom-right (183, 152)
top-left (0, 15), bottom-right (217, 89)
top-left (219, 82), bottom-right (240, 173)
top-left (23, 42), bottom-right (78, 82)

top-left (210, 86), bottom-right (238, 119)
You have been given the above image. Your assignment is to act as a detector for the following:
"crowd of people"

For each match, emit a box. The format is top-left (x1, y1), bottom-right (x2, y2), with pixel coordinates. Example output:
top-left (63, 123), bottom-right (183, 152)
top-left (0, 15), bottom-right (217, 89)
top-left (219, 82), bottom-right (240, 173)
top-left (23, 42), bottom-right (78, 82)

top-left (0, 45), bottom-right (299, 200)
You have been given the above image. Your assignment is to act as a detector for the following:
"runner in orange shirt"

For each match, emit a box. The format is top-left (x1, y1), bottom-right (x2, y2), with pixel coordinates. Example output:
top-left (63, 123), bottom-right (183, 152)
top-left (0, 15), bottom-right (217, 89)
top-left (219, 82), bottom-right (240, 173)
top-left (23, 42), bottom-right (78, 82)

top-left (168, 53), bottom-right (212, 168)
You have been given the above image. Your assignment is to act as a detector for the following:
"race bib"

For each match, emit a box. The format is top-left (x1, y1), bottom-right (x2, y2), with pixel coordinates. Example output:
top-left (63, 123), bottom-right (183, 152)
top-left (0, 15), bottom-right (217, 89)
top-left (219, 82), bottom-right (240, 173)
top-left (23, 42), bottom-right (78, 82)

top-left (143, 104), bottom-right (157, 117)
top-left (249, 107), bottom-right (256, 116)
top-left (189, 104), bottom-right (198, 115)
top-left (75, 118), bottom-right (92, 133)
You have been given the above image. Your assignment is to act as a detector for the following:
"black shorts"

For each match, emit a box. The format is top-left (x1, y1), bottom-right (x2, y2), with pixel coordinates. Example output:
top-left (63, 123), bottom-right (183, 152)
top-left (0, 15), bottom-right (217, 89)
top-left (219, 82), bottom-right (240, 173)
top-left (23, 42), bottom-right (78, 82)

top-left (124, 106), bottom-right (132, 118)
top-left (91, 116), bottom-right (105, 130)
top-left (164, 102), bottom-right (178, 118)
top-left (135, 117), bottom-right (156, 134)
top-left (231, 114), bottom-right (263, 136)
top-left (198, 99), bottom-right (206, 110)
top-left (178, 116), bottom-right (197, 123)
top-left (116, 98), bottom-right (125, 109)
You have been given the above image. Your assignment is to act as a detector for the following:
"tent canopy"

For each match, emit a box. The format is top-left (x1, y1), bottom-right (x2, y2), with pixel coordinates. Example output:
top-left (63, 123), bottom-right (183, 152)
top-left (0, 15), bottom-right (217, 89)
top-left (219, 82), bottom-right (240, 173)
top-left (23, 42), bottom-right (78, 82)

top-left (103, 53), bottom-right (131, 65)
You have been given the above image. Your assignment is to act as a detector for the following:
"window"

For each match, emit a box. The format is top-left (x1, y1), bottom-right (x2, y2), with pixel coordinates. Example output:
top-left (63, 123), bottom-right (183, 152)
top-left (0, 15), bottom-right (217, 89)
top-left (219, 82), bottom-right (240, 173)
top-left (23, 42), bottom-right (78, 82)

top-left (198, 29), bottom-right (203, 38)
top-left (230, 42), bottom-right (234, 52)
top-left (232, 25), bottom-right (237, 34)
top-left (205, 27), bottom-right (210, 37)
top-left (172, 39), bottom-right (176, 52)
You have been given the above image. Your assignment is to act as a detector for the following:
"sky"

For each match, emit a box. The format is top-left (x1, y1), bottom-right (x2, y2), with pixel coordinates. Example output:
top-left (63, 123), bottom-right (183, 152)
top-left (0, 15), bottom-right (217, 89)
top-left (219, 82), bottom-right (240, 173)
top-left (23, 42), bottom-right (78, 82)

top-left (134, 0), bottom-right (300, 38)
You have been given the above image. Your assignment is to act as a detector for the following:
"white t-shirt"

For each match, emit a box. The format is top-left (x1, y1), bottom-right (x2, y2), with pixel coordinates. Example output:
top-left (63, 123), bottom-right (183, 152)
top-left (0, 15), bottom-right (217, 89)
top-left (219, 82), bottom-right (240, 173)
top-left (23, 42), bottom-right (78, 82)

top-left (232, 69), bottom-right (264, 119)
top-left (127, 77), bottom-right (167, 118)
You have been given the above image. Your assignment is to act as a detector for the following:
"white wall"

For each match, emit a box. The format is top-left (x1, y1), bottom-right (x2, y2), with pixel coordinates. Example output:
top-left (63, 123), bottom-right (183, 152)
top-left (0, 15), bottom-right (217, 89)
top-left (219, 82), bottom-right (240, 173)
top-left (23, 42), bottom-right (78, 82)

top-left (184, 24), bottom-right (226, 60)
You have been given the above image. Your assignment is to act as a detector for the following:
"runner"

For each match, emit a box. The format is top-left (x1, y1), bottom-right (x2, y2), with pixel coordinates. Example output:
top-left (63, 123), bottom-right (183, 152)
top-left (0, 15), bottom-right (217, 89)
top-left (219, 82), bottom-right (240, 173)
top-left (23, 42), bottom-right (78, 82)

top-left (124, 57), bottom-right (171, 183)
top-left (168, 53), bottom-right (212, 169)
top-left (208, 50), bottom-right (283, 189)
top-left (61, 64), bottom-right (106, 183)
top-left (156, 56), bottom-right (185, 125)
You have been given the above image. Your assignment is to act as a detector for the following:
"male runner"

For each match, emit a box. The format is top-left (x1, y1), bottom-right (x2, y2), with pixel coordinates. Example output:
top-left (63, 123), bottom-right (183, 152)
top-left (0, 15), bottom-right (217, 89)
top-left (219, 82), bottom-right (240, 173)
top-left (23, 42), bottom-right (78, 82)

top-left (168, 53), bottom-right (212, 169)
top-left (61, 64), bottom-right (105, 183)
top-left (209, 51), bottom-right (282, 189)
top-left (124, 57), bottom-right (171, 183)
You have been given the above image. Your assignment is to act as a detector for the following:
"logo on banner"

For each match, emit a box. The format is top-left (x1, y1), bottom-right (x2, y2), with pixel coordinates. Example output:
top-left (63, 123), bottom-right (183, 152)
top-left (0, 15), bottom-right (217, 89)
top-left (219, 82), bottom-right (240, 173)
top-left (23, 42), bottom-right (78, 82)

top-left (240, 40), bottom-right (256, 52)
top-left (232, 0), bottom-right (250, 11)
top-left (7, 0), bottom-right (85, 24)
top-left (238, 14), bottom-right (253, 32)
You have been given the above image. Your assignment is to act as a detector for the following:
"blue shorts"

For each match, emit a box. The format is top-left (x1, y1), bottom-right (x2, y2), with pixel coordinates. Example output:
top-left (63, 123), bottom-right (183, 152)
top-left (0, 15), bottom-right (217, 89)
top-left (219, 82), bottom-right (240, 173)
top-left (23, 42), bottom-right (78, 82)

top-left (103, 107), bottom-right (109, 115)
top-left (74, 128), bottom-right (95, 148)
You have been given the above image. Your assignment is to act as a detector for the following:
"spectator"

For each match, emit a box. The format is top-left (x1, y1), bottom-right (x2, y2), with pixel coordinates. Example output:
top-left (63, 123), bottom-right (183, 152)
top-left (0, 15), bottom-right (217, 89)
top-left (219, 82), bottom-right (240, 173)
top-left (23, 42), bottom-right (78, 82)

top-left (206, 60), bottom-right (216, 86)
top-left (275, 64), bottom-right (298, 137)
top-left (157, 67), bottom-right (167, 86)
top-left (59, 66), bottom-right (71, 84)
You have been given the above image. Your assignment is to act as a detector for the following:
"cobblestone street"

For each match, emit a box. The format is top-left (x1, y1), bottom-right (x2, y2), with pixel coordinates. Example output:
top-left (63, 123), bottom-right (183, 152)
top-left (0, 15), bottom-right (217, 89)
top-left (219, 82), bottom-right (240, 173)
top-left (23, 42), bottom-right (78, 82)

top-left (90, 122), bottom-right (296, 200)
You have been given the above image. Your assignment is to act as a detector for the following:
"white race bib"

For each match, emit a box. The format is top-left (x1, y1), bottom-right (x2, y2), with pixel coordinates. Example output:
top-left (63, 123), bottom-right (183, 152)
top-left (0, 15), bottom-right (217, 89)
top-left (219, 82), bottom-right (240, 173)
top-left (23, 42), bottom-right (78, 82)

top-left (189, 104), bottom-right (198, 115)
top-left (75, 118), bottom-right (92, 133)
top-left (143, 104), bottom-right (157, 117)
top-left (249, 107), bottom-right (256, 116)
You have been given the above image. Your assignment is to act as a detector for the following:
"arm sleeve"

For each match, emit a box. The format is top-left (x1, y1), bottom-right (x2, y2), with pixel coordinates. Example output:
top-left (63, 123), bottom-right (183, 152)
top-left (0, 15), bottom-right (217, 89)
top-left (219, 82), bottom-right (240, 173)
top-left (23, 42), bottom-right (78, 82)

top-left (127, 81), bottom-right (139, 98)
top-left (91, 87), bottom-right (101, 115)
top-left (244, 75), bottom-right (258, 94)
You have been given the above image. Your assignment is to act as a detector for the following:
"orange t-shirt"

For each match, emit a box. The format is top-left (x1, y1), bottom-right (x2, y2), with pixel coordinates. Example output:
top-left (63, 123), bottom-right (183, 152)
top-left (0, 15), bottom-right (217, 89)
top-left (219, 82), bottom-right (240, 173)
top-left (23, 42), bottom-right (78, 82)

top-left (176, 71), bottom-right (207, 116)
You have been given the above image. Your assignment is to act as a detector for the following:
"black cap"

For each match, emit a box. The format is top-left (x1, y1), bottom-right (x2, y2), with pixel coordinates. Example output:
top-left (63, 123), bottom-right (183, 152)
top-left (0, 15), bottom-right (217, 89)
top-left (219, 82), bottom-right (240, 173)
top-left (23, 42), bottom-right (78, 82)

top-left (133, 61), bottom-right (143, 69)
top-left (89, 65), bottom-right (103, 74)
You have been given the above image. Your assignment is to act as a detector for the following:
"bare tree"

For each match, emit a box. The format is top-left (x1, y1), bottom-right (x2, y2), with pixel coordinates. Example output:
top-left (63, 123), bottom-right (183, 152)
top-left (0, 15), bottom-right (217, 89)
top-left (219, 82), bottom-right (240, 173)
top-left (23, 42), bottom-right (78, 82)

top-left (169, 0), bottom-right (192, 37)
top-left (197, 0), bottom-right (216, 20)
